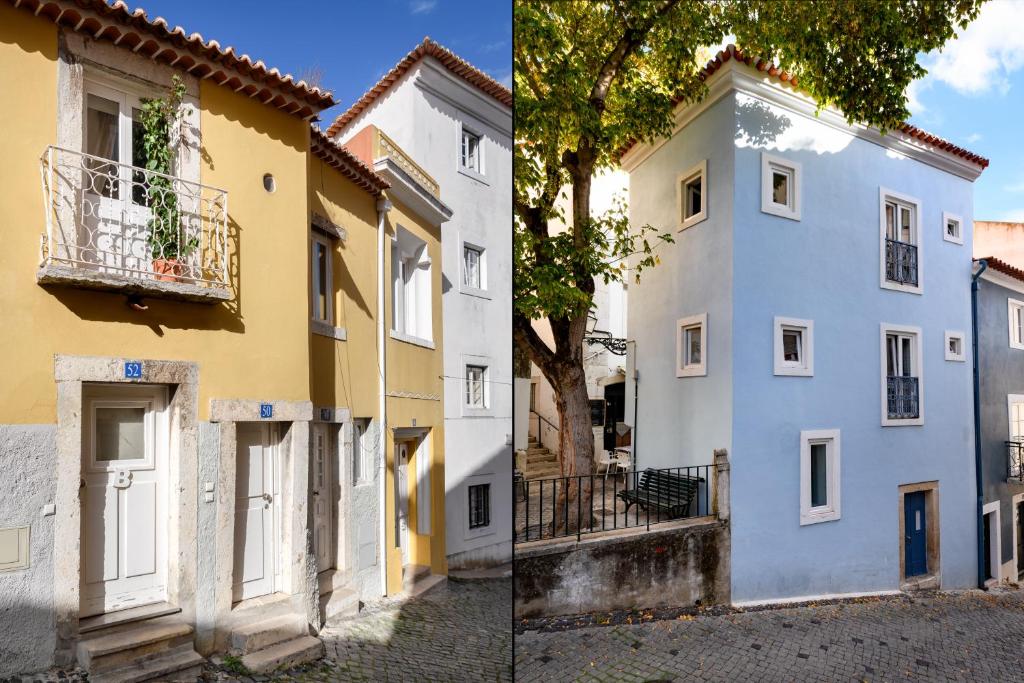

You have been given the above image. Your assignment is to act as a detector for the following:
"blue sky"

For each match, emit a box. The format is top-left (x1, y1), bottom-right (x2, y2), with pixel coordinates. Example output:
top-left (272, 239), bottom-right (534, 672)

top-left (131, 0), bottom-right (511, 123)
top-left (906, 0), bottom-right (1024, 221)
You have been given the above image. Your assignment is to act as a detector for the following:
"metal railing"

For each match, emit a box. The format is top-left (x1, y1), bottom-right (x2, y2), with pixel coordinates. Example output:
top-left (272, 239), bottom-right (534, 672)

top-left (514, 465), bottom-right (712, 544)
top-left (886, 376), bottom-right (920, 419)
top-left (528, 410), bottom-right (558, 451)
top-left (1008, 441), bottom-right (1024, 481)
top-left (885, 238), bottom-right (918, 286)
top-left (39, 145), bottom-right (229, 289)
top-left (373, 129), bottom-right (440, 198)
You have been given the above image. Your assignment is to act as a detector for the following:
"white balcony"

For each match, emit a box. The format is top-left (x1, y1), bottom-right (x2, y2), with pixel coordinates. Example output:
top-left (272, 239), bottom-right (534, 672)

top-left (38, 145), bottom-right (230, 302)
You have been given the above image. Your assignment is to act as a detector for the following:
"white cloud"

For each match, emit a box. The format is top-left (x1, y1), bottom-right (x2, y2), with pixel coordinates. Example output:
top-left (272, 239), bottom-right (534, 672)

top-left (904, 78), bottom-right (930, 115)
top-left (966, 132), bottom-right (982, 143)
top-left (920, 0), bottom-right (1024, 96)
top-left (409, 0), bottom-right (436, 15)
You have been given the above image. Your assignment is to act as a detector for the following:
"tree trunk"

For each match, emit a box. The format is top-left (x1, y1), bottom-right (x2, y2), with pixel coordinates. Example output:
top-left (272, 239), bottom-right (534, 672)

top-left (552, 358), bottom-right (595, 534)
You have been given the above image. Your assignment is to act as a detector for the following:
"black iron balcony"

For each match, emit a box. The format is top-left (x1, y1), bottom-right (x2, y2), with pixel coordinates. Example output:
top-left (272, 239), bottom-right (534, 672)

top-left (887, 376), bottom-right (919, 419)
top-left (1008, 441), bottom-right (1024, 481)
top-left (885, 238), bottom-right (918, 287)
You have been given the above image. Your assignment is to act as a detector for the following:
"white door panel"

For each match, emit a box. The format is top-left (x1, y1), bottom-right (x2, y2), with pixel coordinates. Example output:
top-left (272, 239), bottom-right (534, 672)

top-left (233, 423), bottom-right (278, 602)
top-left (124, 481), bottom-right (156, 578)
top-left (312, 425), bottom-right (334, 573)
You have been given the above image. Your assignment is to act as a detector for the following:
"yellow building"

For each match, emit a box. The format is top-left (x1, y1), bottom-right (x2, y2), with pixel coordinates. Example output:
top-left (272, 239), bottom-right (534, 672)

top-left (0, 1), bottom-right (448, 678)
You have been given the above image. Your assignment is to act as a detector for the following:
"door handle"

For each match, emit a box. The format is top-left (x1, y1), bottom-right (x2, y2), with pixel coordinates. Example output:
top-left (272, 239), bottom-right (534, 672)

top-left (263, 493), bottom-right (273, 503)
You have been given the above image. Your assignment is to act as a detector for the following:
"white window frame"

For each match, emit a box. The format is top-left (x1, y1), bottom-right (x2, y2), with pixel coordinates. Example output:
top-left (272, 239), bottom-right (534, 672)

top-left (799, 429), bottom-right (841, 525)
top-left (352, 418), bottom-right (372, 487)
top-left (464, 473), bottom-right (497, 541)
top-left (944, 330), bottom-right (966, 362)
top-left (1009, 394), bottom-right (1024, 442)
top-left (460, 238), bottom-right (489, 298)
top-left (879, 187), bottom-right (923, 295)
top-left (943, 211), bottom-right (964, 245)
top-left (676, 160), bottom-right (707, 231)
top-left (676, 313), bottom-right (707, 378)
top-left (311, 233), bottom-right (333, 324)
top-left (761, 153), bottom-right (801, 221)
top-left (880, 323), bottom-right (924, 426)
top-left (982, 500), bottom-right (1002, 584)
top-left (390, 226), bottom-right (433, 348)
top-left (1009, 297), bottom-right (1024, 350)
top-left (457, 120), bottom-right (487, 183)
top-left (461, 353), bottom-right (494, 416)
top-left (773, 316), bottom-right (814, 376)
top-left (465, 364), bottom-right (488, 409)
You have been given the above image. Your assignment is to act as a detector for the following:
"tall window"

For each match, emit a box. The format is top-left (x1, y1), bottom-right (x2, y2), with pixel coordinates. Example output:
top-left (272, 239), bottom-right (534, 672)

top-left (676, 313), bottom-right (707, 377)
top-left (466, 365), bottom-right (487, 408)
top-left (880, 189), bottom-right (921, 292)
top-left (463, 245), bottom-right (483, 290)
top-left (468, 483), bottom-right (491, 529)
top-left (800, 429), bottom-right (840, 525)
top-left (1009, 298), bottom-right (1024, 350)
top-left (311, 234), bottom-right (332, 323)
top-left (392, 227), bottom-right (432, 343)
top-left (882, 324), bottom-right (923, 425)
top-left (761, 153), bottom-right (801, 220)
top-left (352, 419), bottom-right (370, 485)
top-left (461, 129), bottom-right (481, 172)
top-left (677, 160), bottom-right (707, 230)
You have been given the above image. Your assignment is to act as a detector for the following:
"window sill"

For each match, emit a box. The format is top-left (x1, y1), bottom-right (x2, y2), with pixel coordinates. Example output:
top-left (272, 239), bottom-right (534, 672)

top-left (312, 320), bottom-right (347, 341)
top-left (799, 509), bottom-right (840, 526)
top-left (882, 417), bottom-right (924, 427)
top-left (676, 366), bottom-right (707, 378)
top-left (678, 213), bottom-right (707, 232)
top-left (389, 330), bottom-right (435, 350)
top-left (460, 285), bottom-right (492, 300)
top-left (458, 165), bottom-right (489, 185)
top-left (881, 280), bottom-right (922, 295)
top-left (761, 204), bottom-right (801, 221)
top-left (465, 525), bottom-right (496, 541)
top-left (774, 365), bottom-right (813, 377)
top-left (462, 406), bottom-right (495, 418)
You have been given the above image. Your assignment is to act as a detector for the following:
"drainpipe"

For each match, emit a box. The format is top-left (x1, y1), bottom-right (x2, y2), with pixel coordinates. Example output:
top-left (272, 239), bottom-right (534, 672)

top-left (972, 259), bottom-right (988, 589)
top-left (376, 197), bottom-right (392, 596)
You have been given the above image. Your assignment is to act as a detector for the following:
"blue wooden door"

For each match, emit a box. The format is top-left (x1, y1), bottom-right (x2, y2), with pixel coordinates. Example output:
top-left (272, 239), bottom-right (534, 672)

top-left (904, 492), bottom-right (928, 577)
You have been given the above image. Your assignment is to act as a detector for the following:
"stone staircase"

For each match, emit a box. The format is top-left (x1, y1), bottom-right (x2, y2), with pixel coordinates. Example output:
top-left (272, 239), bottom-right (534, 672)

top-left (76, 616), bottom-right (203, 683)
top-left (523, 436), bottom-right (560, 479)
top-left (402, 563), bottom-right (447, 598)
top-left (228, 613), bottom-right (324, 675)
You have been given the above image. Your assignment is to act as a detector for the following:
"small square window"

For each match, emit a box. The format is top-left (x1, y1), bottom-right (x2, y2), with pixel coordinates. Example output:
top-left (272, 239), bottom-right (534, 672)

top-left (943, 212), bottom-right (964, 245)
top-left (773, 317), bottom-right (813, 376)
top-left (461, 129), bottom-right (481, 172)
top-left (761, 153), bottom-right (801, 220)
top-left (676, 160), bottom-right (707, 230)
top-left (1010, 298), bottom-right (1024, 350)
top-left (466, 365), bottom-right (487, 408)
top-left (800, 429), bottom-right (840, 525)
top-left (468, 483), bottom-right (490, 529)
top-left (945, 331), bottom-right (966, 362)
top-left (676, 313), bottom-right (707, 377)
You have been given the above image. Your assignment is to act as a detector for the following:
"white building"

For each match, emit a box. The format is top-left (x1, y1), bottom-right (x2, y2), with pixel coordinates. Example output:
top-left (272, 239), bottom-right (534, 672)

top-left (328, 39), bottom-right (513, 569)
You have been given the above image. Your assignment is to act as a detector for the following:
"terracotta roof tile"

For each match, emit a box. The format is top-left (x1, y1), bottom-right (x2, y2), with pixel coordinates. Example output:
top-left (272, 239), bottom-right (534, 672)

top-left (978, 256), bottom-right (1024, 283)
top-left (619, 44), bottom-right (989, 169)
top-left (10, 0), bottom-right (336, 118)
top-left (326, 37), bottom-right (511, 138)
top-left (310, 127), bottom-right (390, 197)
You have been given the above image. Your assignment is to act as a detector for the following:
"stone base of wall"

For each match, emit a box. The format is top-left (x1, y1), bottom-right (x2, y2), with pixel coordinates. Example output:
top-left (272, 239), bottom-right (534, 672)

top-left (514, 516), bottom-right (730, 619)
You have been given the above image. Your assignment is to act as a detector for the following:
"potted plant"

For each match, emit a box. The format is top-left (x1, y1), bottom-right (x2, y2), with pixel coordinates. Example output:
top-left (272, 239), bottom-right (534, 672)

top-left (138, 76), bottom-right (198, 281)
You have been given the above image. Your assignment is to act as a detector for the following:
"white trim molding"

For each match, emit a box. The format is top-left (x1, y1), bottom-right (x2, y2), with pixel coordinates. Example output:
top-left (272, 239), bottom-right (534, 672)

top-left (983, 500), bottom-right (1002, 585)
top-left (676, 160), bottom-right (708, 231)
top-left (773, 316), bottom-right (814, 376)
top-left (799, 428), bottom-right (841, 525)
top-left (942, 211), bottom-right (964, 245)
top-left (1009, 297), bottom-right (1024, 350)
top-left (676, 313), bottom-right (708, 377)
top-left (761, 152), bottom-right (802, 221)
top-left (944, 330), bottom-right (966, 362)
top-left (880, 323), bottom-right (925, 427)
top-left (1013, 492), bottom-right (1024, 583)
top-left (879, 187), bottom-right (923, 295)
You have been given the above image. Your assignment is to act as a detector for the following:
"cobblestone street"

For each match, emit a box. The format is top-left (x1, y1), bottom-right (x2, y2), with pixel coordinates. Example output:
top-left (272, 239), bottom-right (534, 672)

top-left (515, 589), bottom-right (1024, 682)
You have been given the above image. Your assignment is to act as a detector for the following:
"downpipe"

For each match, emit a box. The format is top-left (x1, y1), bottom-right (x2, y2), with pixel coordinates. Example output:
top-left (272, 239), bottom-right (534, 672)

top-left (972, 259), bottom-right (987, 589)
top-left (376, 197), bottom-right (392, 597)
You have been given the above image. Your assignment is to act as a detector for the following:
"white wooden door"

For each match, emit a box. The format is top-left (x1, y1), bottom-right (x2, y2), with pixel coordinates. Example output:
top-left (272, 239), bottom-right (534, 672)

top-left (397, 442), bottom-right (410, 566)
top-left (81, 384), bottom-right (168, 617)
top-left (312, 424), bottom-right (334, 573)
top-left (233, 423), bottom-right (279, 602)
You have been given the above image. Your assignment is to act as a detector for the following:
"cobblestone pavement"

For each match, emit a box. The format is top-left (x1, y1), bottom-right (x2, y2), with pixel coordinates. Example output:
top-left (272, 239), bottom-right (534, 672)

top-left (251, 578), bottom-right (511, 683)
top-left (515, 589), bottom-right (1024, 682)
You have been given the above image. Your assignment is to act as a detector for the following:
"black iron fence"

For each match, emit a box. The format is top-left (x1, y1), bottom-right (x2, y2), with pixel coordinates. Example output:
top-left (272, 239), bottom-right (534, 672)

top-left (514, 465), bottom-right (712, 544)
top-left (887, 376), bottom-right (920, 419)
top-left (1008, 441), bottom-right (1024, 481)
top-left (885, 238), bottom-right (918, 286)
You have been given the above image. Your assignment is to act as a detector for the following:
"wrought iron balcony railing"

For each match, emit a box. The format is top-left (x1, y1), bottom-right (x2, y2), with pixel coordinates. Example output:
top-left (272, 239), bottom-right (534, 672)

top-left (39, 146), bottom-right (229, 298)
top-left (887, 375), bottom-right (920, 420)
top-left (1008, 441), bottom-right (1024, 482)
top-left (885, 238), bottom-right (918, 287)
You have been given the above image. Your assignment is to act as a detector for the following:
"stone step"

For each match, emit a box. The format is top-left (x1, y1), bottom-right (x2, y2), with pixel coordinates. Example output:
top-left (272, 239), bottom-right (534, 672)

top-left (320, 586), bottom-right (359, 623)
top-left (524, 466), bottom-right (562, 479)
top-left (404, 572), bottom-right (447, 599)
top-left (78, 620), bottom-right (194, 673)
top-left (525, 447), bottom-right (551, 455)
top-left (229, 613), bottom-right (307, 655)
top-left (526, 452), bottom-right (557, 463)
top-left (240, 636), bottom-right (324, 674)
top-left (92, 646), bottom-right (203, 683)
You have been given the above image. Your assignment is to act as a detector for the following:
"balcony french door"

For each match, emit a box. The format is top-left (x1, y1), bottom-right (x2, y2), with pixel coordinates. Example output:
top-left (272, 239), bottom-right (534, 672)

top-left (886, 332), bottom-right (919, 419)
top-left (83, 80), bottom-right (152, 276)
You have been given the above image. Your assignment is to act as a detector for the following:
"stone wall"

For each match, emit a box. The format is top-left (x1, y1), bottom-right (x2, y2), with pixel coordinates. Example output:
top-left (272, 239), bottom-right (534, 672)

top-left (514, 450), bottom-right (730, 619)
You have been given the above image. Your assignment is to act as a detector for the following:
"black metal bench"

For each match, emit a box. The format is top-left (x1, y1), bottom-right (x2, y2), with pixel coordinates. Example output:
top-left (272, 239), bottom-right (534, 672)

top-left (616, 468), bottom-right (702, 519)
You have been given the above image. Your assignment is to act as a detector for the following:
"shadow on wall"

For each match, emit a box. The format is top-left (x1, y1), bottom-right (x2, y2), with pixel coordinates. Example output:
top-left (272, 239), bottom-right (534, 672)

top-left (736, 98), bottom-right (792, 147)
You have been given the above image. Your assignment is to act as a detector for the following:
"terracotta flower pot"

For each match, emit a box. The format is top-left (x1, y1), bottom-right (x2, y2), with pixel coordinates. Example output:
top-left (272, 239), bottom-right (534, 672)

top-left (152, 258), bottom-right (183, 282)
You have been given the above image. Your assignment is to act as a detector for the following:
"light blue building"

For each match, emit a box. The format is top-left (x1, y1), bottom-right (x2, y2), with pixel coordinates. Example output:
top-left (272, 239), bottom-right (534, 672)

top-left (622, 46), bottom-right (988, 604)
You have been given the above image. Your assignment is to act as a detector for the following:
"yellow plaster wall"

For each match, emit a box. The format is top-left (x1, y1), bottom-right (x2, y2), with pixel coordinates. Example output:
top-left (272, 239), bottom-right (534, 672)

top-left (0, 9), bottom-right (311, 423)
